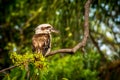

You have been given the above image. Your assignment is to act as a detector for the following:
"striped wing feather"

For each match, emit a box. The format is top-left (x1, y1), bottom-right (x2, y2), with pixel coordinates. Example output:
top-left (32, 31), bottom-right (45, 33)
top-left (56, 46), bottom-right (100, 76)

top-left (32, 34), bottom-right (50, 56)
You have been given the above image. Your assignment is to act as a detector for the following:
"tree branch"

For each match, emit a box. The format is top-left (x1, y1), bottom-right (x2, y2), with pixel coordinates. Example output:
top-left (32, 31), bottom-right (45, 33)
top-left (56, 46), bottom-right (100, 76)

top-left (0, 65), bottom-right (17, 73)
top-left (89, 32), bottom-right (107, 61)
top-left (45, 0), bottom-right (92, 57)
top-left (0, 59), bottom-right (31, 73)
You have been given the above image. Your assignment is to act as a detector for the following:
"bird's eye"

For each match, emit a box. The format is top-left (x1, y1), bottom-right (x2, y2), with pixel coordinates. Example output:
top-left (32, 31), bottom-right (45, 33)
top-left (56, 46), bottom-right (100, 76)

top-left (41, 26), bottom-right (51, 30)
top-left (41, 27), bottom-right (46, 30)
top-left (46, 26), bottom-right (51, 29)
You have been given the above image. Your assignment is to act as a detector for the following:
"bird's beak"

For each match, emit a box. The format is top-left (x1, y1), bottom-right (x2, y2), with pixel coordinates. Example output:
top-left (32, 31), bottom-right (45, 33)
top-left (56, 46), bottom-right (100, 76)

top-left (51, 28), bottom-right (59, 33)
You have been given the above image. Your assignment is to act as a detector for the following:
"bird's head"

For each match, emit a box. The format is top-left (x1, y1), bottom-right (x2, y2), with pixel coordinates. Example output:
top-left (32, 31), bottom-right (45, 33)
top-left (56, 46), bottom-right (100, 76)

top-left (35, 24), bottom-right (59, 34)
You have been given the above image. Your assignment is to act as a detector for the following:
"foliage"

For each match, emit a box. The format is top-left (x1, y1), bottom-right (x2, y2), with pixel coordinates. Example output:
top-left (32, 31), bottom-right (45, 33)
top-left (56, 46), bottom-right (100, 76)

top-left (10, 52), bottom-right (47, 70)
top-left (46, 52), bottom-right (100, 80)
top-left (3, 52), bottom-right (100, 80)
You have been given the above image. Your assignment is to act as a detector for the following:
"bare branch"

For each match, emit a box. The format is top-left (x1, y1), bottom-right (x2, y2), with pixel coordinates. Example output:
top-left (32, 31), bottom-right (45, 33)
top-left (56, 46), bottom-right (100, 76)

top-left (0, 65), bottom-right (17, 73)
top-left (45, 0), bottom-right (92, 57)
top-left (0, 60), bottom-right (30, 73)
top-left (89, 32), bottom-right (107, 61)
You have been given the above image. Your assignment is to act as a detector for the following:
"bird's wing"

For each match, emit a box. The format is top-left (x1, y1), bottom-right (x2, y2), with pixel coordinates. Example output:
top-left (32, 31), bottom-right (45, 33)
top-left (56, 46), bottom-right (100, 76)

top-left (42, 35), bottom-right (50, 55)
top-left (32, 34), bottom-right (50, 55)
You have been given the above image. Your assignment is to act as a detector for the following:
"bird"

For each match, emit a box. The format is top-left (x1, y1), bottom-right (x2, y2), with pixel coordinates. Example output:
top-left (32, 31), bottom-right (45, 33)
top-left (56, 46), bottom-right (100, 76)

top-left (32, 24), bottom-right (59, 56)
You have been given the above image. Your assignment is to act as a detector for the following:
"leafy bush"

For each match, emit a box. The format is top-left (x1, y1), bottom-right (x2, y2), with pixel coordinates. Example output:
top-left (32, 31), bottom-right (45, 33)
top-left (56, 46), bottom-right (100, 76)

top-left (46, 52), bottom-right (100, 80)
top-left (2, 51), bottom-right (100, 80)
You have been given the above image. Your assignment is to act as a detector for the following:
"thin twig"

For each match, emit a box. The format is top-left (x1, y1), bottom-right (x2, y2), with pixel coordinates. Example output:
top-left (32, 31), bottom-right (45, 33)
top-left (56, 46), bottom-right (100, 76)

top-left (89, 32), bottom-right (107, 61)
top-left (0, 65), bottom-right (17, 73)
top-left (0, 59), bottom-right (31, 73)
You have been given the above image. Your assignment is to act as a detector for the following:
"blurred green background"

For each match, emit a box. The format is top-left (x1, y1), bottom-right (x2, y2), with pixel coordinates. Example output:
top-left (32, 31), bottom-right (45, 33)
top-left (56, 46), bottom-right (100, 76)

top-left (0, 0), bottom-right (120, 80)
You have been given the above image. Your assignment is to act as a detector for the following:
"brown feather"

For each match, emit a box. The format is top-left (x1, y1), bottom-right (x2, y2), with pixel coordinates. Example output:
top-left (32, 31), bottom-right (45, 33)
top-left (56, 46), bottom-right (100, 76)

top-left (32, 34), bottom-right (50, 56)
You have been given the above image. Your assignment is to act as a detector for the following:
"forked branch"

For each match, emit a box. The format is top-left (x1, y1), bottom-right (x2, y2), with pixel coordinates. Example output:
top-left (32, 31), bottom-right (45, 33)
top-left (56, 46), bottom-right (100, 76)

top-left (45, 0), bottom-right (92, 57)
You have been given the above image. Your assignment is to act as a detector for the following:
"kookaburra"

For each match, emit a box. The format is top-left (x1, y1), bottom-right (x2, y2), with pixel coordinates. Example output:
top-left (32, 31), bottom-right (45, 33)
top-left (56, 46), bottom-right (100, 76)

top-left (32, 24), bottom-right (58, 56)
